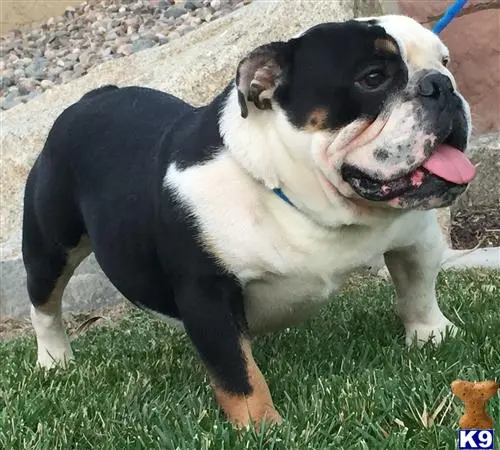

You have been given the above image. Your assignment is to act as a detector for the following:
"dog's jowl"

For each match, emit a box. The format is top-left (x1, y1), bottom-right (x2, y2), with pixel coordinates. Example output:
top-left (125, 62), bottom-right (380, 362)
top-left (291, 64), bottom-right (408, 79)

top-left (22, 15), bottom-right (476, 427)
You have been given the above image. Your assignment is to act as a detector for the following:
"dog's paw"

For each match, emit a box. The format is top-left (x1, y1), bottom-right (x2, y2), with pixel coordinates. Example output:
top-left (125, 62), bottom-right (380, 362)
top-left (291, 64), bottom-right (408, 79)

top-left (36, 348), bottom-right (74, 369)
top-left (231, 405), bottom-right (282, 430)
top-left (405, 319), bottom-right (457, 347)
top-left (259, 407), bottom-right (283, 427)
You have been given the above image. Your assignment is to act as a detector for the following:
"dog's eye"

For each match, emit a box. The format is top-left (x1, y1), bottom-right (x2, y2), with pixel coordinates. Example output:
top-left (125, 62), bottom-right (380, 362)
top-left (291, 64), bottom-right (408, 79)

top-left (442, 56), bottom-right (450, 67)
top-left (358, 69), bottom-right (388, 90)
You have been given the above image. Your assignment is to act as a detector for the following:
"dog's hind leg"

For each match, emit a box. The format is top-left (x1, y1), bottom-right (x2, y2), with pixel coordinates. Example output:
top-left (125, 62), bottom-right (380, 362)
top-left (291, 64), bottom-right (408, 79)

top-left (22, 163), bottom-right (91, 369)
top-left (24, 232), bottom-right (91, 369)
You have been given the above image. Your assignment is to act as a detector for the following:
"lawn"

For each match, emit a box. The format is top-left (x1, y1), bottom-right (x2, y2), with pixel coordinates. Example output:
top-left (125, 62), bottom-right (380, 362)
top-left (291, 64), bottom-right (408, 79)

top-left (1, 270), bottom-right (499, 449)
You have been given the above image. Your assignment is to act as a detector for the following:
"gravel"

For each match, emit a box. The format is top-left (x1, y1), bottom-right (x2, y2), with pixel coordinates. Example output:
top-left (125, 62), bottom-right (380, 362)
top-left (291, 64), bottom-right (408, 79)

top-left (0, 0), bottom-right (251, 111)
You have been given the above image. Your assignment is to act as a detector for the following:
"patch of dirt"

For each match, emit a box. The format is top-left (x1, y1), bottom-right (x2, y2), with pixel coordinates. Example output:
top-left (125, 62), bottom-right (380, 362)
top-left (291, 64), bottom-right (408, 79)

top-left (451, 207), bottom-right (500, 250)
top-left (1, 1), bottom-right (82, 33)
top-left (0, 302), bottom-right (132, 341)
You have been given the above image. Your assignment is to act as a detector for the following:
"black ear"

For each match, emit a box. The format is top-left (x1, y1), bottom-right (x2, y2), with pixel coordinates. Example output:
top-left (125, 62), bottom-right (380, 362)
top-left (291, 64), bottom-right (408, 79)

top-left (235, 41), bottom-right (292, 118)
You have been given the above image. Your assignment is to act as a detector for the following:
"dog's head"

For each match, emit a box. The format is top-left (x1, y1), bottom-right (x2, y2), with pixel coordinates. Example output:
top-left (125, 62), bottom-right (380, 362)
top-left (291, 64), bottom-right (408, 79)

top-left (228, 15), bottom-right (475, 211)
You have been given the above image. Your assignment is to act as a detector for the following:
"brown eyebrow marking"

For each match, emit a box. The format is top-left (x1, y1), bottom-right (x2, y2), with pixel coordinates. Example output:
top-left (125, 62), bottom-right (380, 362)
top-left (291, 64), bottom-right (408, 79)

top-left (375, 37), bottom-right (400, 54)
top-left (305, 108), bottom-right (328, 132)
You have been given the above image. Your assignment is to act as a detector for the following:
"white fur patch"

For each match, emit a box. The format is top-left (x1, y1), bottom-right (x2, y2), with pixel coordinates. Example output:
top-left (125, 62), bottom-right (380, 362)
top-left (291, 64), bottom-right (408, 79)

top-left (165, 150), bottom-right (439, 334)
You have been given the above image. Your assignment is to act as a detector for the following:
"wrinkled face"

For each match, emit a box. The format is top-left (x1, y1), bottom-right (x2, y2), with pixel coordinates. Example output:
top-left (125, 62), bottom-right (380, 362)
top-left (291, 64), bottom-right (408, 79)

top-left (236, 15), bottom-right (475, 210)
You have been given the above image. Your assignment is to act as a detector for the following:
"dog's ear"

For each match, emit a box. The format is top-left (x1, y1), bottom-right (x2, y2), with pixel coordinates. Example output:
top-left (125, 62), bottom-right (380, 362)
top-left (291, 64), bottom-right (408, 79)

top-left (236, 41), bottom-right (292, 118)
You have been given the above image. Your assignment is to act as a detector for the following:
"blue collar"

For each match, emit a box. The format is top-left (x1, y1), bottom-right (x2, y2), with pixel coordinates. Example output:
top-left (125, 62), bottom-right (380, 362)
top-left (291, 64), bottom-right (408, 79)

top-left (272, 187), bottom-right (332, 230)
top-left (272, 187), bottom-right (296, 208)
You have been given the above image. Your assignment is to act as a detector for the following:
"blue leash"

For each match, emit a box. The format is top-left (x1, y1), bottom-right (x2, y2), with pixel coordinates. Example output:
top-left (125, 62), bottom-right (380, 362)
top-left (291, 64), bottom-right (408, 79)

top-left (432, 0), bottom-right (469, 34)
top-left (272, 0), bottom-right (468, 210)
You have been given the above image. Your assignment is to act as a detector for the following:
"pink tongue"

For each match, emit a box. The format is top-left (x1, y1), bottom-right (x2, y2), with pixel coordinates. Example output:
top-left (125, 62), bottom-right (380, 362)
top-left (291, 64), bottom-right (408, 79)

top-left (421, 144), bottom-right (476, 184)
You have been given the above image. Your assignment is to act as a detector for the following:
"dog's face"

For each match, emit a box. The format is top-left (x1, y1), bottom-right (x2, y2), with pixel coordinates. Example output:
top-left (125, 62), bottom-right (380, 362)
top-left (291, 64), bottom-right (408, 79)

top-left (235, 15), bottom-right (475, 210)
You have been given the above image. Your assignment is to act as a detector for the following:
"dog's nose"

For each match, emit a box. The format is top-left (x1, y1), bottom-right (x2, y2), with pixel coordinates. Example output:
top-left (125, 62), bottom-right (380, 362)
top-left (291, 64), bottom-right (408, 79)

top-left (417, 72), bottom-right (454, 99)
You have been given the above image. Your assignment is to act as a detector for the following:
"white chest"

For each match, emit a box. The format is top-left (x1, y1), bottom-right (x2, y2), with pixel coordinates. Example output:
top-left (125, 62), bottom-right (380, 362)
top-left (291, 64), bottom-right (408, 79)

top-left (236, 225), bottom-right (391, 334)
top-left (166, 156), bottom-right (424, 335)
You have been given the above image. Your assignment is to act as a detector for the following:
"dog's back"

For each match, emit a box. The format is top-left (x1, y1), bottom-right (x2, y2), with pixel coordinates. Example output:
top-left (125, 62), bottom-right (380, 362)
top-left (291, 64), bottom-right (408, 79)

top-left (23, 85), bottom-right (193, 254)
top-left (22, 86), bottom-right (197, 366)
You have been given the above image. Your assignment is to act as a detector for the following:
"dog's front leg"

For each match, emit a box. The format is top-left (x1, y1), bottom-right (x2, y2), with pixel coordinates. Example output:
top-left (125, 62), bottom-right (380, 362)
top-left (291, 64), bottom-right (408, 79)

top-left (175, 276), bottom-right (281, 428)
top-left (384, 217), bottom-right (457, 346)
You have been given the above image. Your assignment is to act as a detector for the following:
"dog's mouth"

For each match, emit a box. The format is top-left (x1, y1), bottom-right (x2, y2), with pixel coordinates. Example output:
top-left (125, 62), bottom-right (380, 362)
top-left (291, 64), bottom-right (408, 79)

top-left (341, 132), bottom-right (476, 207)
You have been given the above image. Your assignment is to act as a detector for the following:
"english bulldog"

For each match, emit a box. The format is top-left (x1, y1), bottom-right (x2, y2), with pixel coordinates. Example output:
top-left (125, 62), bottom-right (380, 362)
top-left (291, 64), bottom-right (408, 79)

top-left (23, 15), bottom-right (476, 427)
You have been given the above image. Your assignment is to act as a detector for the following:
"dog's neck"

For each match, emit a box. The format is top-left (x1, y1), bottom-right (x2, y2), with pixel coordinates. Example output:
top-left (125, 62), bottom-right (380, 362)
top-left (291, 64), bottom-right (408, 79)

top-left (219, 87), bottom-right (400, 228)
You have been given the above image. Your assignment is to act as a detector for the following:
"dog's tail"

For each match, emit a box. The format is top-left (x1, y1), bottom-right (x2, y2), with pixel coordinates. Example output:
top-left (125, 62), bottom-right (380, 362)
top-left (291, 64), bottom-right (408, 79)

top-left (80, 85), bottom-right (119, 101)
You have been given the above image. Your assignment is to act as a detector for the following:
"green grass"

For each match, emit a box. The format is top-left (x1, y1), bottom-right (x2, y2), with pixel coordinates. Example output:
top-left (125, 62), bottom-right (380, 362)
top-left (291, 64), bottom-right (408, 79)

top-left (1, 270), bottom-right (499, 449)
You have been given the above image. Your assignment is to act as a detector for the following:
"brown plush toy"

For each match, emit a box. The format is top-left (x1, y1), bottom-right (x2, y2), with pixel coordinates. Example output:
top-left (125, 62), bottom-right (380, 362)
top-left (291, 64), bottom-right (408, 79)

top-left (451, 379), bottom-right (498, 429)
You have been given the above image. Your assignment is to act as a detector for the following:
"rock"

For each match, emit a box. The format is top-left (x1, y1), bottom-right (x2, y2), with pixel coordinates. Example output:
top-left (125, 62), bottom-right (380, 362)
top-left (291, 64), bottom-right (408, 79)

top-left (0, 253), bottom-right (125, 318)
top-left (117, 44), bottom-right (134, 56)
top-left (55, 48), bottom-right (70, 58)
top-left (175, 24), bottom-right (191, 35)
top-left (17, 78), bottom-right (37, 95)
top-left (7, 53), bottom-right (19, 64)
top-left (210, 0), bottom-right (222, 10)
top-left (0, 71), bottom-right (15, 89)
top-left (164, 6), bottom-right (187, 18)
top-left (47, 66), bottom-right (64, 78)
top-left (168, 31), bottom-right (182, 40)
top-left (131, 38), bottom-right (156, 53)
top-left (184, 0), bottom-right (203, 10)
top-left (78, 51), bottom-right (95, 67)
top-left (12, 69), bottom-right (25, 83)
top-left (19, 57), bottom-right (33, 67)
top-left (72, 63), bottom-right (87, 78)
top-left (157, 0), bottom-right (173, 9)
top-left (114, 36), bottom-right (131, 46)
top-left (105, 30), bottom-right (119, 41)
top-left (198, 7), bottom-right (213, 22)
top-left (99, 47), bottom-right (113, 58)
top-left (19, 91), bottom-right (41, 103)
top-left (155, 34), bottom-right (170, 45)
top-left (64, 6), bottom-right (76, 18)
top-left (40, 79), bottom-right (55, 90)
top-left (24, 56), bottom-right (47, 80)
top-left (189, 16), bottom-right (203, 26)
top-left (35, 36), bottom-right (49, 46)
top-left (0, 0), bottom-right (389, 318)
top-left (0, 92), bottom-right (22, 110)
top-left (66, 52), bottom-right (81, 64)
top-left (60, 70), bottom-right (75, 83)
top-left (125, 16), bottom-right (140, 28)
top-left (44, 48), bottom-right (57, 60)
